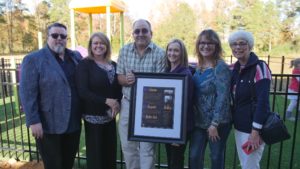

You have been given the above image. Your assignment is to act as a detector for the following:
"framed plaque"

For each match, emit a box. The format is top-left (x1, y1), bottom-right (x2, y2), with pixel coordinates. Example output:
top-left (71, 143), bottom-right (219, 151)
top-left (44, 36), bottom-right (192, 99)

top-left (128, 72), bottom-right (188, 144)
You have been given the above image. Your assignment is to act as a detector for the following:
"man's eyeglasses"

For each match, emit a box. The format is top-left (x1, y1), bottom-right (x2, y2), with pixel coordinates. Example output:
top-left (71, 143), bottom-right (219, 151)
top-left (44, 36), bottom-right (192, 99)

top-left (199, 42), bottom-right (215, 46)
top-left (133, 28), bottom-right (149, 35)
top-left (50, 33), bottom-right (67, 39)
top-left (230, 42), bottom-right (248, 48)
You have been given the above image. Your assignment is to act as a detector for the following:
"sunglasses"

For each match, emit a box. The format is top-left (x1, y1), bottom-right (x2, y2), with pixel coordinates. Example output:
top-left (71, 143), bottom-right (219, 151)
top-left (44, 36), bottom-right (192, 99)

top-left (50, 33), bottom-right (67, 39)
top-left (133, 28), bottom-right (149, 35)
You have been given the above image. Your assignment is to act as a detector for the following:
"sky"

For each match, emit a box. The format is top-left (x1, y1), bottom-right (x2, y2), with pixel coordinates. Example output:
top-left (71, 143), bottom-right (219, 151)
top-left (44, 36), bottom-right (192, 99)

top-left (124, 0), bottom-right (213, 20)
top-left (22, 0), bottom-right (213, 20)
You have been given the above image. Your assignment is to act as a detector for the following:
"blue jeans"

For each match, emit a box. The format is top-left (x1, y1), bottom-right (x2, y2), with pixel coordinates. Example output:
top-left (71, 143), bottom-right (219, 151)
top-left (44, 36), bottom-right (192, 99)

top-left (189, 123), bottom-right (231, 169)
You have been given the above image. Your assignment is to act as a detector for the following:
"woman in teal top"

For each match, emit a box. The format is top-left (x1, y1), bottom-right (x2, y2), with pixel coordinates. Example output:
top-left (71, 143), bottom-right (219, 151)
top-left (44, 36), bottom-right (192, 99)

top-left (189, 29), bottom-right (231, 169)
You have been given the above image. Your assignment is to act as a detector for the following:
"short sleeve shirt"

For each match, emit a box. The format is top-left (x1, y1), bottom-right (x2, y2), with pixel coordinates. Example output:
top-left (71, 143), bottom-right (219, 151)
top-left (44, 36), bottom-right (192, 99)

top-left (117, 42), bottom-right (165, 99)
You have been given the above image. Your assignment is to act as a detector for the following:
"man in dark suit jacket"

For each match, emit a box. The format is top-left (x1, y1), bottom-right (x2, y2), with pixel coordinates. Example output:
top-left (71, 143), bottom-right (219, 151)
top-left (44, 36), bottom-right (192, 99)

top-left (19, 22), bottom-right (82, 169)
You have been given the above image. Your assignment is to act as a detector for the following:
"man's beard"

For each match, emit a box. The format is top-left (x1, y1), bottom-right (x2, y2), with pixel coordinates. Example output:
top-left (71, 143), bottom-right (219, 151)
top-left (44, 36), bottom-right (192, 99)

top-left (53, 44), bottom-right (65, 54)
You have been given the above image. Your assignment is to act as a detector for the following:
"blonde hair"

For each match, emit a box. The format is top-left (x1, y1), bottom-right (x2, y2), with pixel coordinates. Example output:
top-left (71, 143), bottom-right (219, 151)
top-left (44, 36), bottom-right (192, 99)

top-left (165, 39), bottom-right (189, 71)
top-left (87, 32), bottom-right (111, 61)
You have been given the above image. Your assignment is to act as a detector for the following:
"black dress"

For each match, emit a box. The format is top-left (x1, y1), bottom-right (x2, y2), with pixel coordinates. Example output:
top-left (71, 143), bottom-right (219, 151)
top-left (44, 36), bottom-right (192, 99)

top-left (76, 58), bottom-right (122, 169)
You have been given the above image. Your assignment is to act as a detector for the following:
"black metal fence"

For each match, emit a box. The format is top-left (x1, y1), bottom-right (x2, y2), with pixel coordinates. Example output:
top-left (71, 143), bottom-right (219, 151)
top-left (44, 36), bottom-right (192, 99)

top-left (0, 58), bottom-right (300, 169)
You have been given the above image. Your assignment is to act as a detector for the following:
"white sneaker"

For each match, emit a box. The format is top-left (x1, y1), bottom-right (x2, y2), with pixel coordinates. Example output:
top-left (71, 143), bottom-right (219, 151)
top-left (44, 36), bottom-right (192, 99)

top-left (287, 117), bottom-right (296, 121)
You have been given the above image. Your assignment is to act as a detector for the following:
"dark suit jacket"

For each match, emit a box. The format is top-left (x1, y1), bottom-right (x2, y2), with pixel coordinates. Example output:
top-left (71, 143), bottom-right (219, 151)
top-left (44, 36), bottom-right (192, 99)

top-left (19, 45), bottom-right (82, 134)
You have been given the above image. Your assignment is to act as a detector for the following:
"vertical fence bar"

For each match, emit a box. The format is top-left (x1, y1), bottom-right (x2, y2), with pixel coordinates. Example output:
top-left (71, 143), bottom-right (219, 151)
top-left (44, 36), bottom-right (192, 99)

top-left (282, 75), bottom-right (292, 169)
top-left (9, 57), bottom-right (19, 159)
top-left (26, 127), bottom-right (32, 161)
top-left (157, 144), bottom-right (161, 169)
top-left (0, 69), bottom-right (4, 157)
top-left (1, 58), bottom-right (8, 97)
top-left (279, 56), bottom-right (285, 91)
top-left (16, 89), bottom-right (25, 160)
top-left (10, 57), bottom-right (20, 115)
top-left (274, 89), bottom-right (284, 169)
top-left (0, 62), bottom-right (3, 98)
top-left (2, 69), bottom-right (11, 158)
top-left (267, 75), bottom-right (278, 169)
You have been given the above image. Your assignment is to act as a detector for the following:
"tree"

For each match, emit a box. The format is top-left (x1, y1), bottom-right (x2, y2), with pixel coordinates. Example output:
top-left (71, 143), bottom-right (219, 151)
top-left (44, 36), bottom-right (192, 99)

top-left (48, 0), bottom-right (70, 25)
top-left (277, 0), bottom-right (300, 50)
top-left (153, 2), bottom-right (197, 54)
top-left (228, 0), bottom-right (281, 52)
top-left (197, 0), bottom-right (234, 43)
top-left (35, 0), bottom-right (50, 32)
top-left (0, 0), bottom-right (5, 22)
top-left (0, 0), bottom-right (29, 53)
top-left (22, 15), bottom-right (38, 52)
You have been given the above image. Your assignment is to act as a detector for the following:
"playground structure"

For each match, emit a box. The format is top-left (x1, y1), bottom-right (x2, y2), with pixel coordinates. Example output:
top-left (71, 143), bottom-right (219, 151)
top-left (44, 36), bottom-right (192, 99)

top-left (69, 0), bottom-right (126, 49)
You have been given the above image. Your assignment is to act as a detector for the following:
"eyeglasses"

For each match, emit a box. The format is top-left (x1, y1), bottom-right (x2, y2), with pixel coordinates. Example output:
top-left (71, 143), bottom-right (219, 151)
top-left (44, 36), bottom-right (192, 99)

top-left (92, 42), bottom-right (106, 46)
top-left (230, 42), bottom-right (248, 48)
top-left (199, 42), bottom-right (215, 46)
top-left (133, 28), bottom-right (149, 35)
top-left (50, 33), bottom-right (67, 39)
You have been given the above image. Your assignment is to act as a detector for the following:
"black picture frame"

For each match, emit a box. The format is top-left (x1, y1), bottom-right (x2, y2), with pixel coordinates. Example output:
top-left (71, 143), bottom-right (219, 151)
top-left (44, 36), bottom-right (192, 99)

top-left (128, 72), bottom-right (188, 144)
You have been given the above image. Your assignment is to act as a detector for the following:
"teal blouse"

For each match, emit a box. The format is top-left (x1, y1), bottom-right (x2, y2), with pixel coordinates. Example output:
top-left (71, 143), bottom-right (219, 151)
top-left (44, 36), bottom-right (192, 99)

top-left (193, 60), bottom-right (231, 129)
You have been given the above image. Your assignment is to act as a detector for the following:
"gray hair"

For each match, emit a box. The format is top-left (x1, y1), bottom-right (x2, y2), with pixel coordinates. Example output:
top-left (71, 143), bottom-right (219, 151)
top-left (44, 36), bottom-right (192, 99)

top-left (132, 19), bottom-right (152, 31)
top-left (228, 30), bottom-right (254, 50)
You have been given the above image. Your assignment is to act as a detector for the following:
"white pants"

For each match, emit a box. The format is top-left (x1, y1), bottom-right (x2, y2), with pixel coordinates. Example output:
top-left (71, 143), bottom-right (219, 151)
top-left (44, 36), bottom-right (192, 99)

top-left (118, 98), bottom-right (155, 169)
top-left (234, 129), bottom-right (265, 169)
top-left (287, 89), bottom-right (300, 112)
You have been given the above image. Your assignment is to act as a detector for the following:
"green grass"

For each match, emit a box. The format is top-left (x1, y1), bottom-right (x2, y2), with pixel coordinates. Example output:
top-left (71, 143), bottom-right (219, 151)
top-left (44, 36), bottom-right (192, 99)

top-left (1, 96), bottom-right (300, 169)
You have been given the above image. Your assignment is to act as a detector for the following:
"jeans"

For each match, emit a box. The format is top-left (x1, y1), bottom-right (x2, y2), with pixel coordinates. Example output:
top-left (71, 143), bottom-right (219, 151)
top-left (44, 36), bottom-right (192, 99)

top-left (189, 123), bottom-right (231, 169)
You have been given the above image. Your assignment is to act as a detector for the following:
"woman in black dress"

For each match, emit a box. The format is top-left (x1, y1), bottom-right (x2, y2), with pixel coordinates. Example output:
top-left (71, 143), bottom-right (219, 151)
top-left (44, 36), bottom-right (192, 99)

top-left (76, 32), bottom-right (122, 169)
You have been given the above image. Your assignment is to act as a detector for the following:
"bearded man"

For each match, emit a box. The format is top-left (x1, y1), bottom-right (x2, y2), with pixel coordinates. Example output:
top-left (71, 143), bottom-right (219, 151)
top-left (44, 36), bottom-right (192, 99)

top-left (20, 22), bottom-right (82, 169)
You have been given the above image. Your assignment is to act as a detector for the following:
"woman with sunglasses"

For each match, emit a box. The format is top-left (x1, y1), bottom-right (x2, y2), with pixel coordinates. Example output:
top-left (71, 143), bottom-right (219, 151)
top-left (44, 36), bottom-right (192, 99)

top-left (75, 32), bottom-right (122, 169)
top-left (189, 29), bottom-right (231, 169)
top-left (229, 30), bottom-right (271, 169)
top-left (164, 39), bottom-right (193, 169)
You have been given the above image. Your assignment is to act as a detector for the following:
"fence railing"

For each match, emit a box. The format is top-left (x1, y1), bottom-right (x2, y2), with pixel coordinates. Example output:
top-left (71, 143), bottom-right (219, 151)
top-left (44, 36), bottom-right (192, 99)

top-left (0, 55), bottom-right (297, 74)
top-left (0, 60), bottom-right (300, 169)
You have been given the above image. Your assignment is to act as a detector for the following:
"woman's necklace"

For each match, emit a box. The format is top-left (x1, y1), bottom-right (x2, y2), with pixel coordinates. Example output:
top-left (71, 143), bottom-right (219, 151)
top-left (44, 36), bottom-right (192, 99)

top-left (94, 60), bottom-right (112, 70)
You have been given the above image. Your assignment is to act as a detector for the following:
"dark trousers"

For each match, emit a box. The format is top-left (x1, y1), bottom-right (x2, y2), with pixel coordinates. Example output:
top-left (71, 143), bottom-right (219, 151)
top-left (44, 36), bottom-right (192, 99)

top-left (85, 120), bottom-right (117, 169)
top-left (165, 143), bottom-right (187, 169)
top-left (165, 132), bottom-right (190, 169)
top-left (36, 130), bottom-right (81, 169)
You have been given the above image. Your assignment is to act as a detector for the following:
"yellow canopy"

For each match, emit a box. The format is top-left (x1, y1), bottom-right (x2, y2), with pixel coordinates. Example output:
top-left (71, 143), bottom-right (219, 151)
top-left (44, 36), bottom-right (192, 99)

top-left (69, 0), bottom-right (126, 49)
top-left (69, 0), bottom-right (126, 14)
